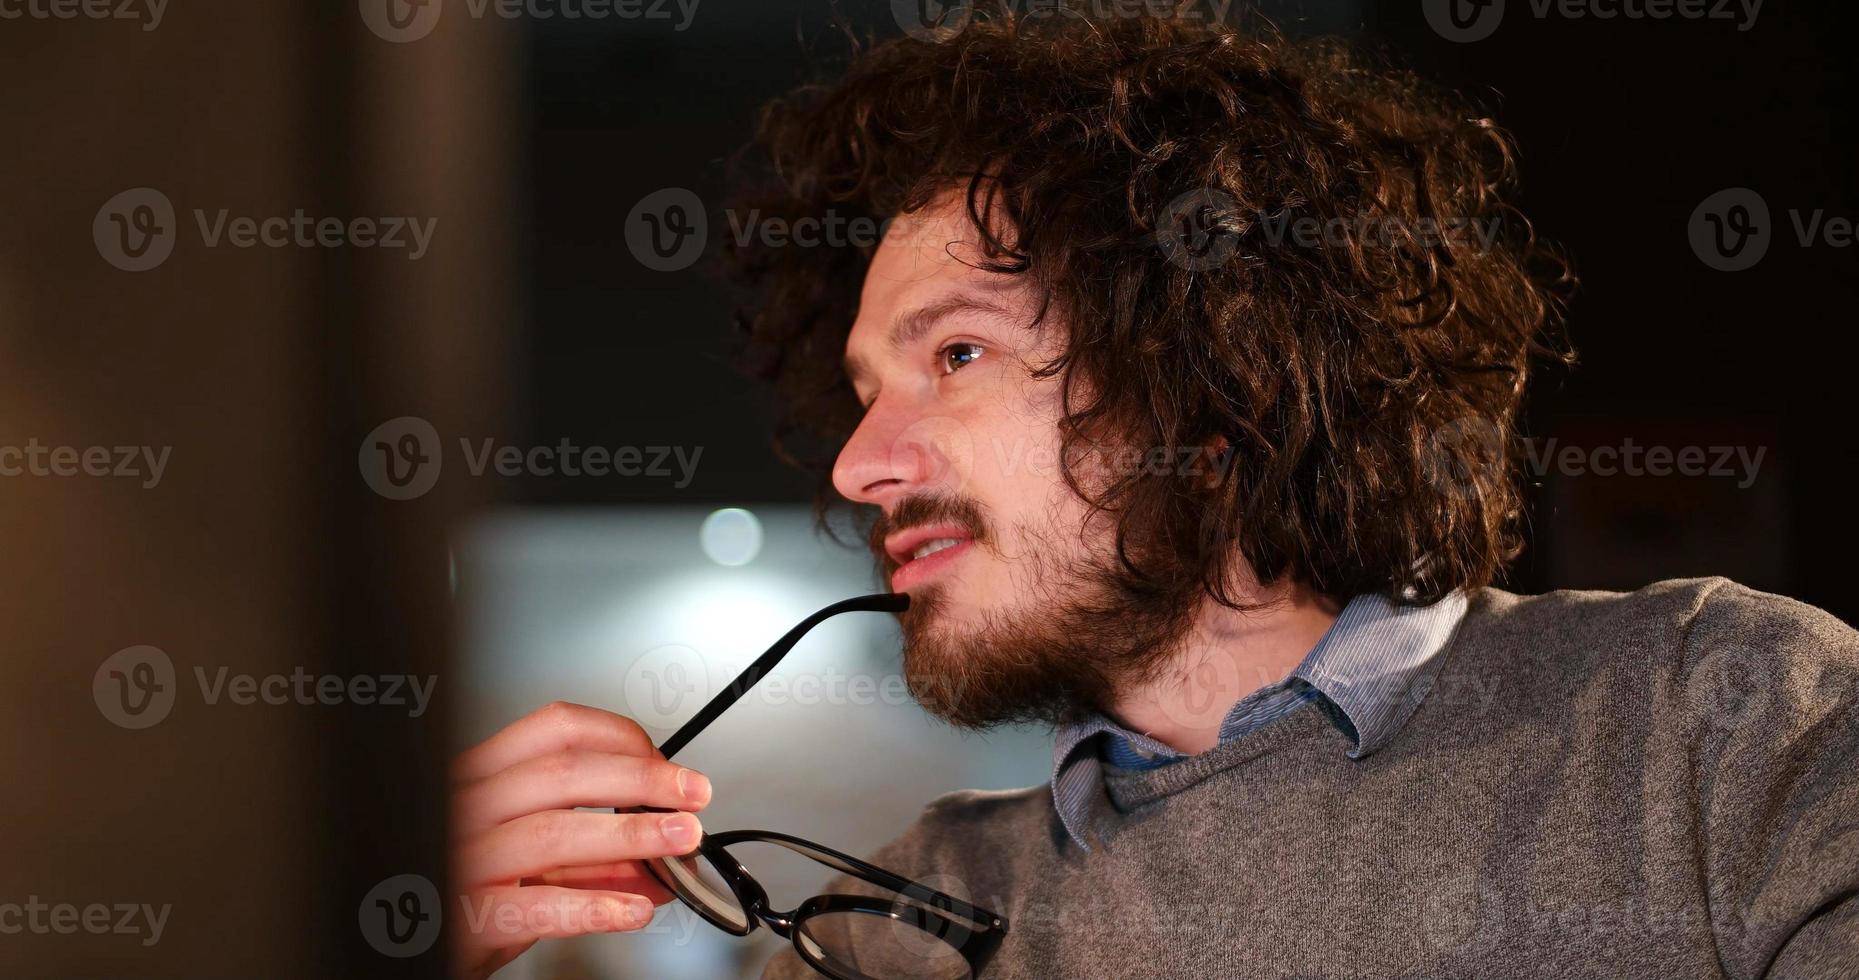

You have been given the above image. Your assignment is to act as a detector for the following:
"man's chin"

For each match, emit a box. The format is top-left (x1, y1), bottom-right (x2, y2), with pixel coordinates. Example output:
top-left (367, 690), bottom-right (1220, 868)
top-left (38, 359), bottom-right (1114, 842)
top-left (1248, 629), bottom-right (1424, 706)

top-left (896, 580), bottom-right (951, 643)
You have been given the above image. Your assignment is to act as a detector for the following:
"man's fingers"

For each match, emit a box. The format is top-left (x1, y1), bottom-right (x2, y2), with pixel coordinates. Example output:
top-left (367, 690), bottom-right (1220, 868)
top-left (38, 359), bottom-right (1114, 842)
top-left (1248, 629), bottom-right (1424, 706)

top-left (528, 861), bottom-right (678, 905)
top-left (453, 751), bottom-right (710, 834)
top-left (453, 702), bottom-right (658, 782)
top-left (458, 809), bottom-right (703, 889)
top-left (451, 885), bottom-right (656, 965)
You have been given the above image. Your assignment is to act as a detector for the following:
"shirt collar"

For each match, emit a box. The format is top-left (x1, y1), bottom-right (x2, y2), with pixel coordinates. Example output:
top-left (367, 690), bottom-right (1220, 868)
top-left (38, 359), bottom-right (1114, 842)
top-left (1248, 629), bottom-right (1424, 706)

top-left (1049, 588), bottom-right (1470, 851)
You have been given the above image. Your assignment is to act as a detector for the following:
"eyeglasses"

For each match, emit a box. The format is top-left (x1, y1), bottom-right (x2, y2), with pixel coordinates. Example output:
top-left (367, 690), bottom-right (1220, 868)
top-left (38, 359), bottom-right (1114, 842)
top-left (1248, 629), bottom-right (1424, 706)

top-left (617, 593), bottom-right (1009, 980)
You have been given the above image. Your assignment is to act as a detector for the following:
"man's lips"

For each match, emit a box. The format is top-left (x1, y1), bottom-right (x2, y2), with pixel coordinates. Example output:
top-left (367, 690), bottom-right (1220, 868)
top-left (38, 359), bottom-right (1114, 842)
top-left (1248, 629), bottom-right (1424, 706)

top-left (882, 524), bottom-right (977, 592)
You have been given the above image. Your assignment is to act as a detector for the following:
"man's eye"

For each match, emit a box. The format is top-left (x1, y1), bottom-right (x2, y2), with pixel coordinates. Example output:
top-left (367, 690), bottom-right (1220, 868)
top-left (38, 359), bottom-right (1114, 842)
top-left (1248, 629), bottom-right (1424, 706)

top-left (938, 342), bottom-right (984, 375)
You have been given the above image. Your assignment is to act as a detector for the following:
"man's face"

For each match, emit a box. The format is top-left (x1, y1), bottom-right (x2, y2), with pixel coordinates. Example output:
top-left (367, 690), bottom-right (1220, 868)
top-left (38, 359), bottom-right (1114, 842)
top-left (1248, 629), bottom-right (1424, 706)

top-left (835, 195), bottom-right (1092, 629)
top-left (834, 192), bottom-right (1194, 728)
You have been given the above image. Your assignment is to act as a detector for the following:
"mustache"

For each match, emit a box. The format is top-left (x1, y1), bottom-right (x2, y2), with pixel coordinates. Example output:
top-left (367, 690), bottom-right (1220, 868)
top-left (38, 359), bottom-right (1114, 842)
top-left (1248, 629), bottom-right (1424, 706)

top-left (867, 494), bottom-right (991, 570)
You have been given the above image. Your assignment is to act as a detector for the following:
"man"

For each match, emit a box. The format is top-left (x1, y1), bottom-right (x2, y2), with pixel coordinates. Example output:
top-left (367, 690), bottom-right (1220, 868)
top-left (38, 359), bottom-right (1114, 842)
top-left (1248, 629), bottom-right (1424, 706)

top-left (449, 9), bottom-right (1857, 979)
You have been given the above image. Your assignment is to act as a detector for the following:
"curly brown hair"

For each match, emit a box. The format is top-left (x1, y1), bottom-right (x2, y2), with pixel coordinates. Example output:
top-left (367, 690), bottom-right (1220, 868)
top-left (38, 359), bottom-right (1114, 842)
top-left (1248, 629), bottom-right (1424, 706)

top-left (728, 4), bottom-right (1576, 608)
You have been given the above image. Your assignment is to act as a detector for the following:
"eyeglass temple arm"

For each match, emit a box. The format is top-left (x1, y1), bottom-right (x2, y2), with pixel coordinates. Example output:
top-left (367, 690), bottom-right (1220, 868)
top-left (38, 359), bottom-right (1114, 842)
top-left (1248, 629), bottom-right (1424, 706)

top-left (654, 592), bottom-right (910, 760)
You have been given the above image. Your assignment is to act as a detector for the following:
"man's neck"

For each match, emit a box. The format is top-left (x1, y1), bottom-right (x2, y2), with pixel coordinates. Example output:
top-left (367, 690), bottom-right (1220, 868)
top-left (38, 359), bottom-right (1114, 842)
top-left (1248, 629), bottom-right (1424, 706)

top-left (1106, 581), bottom-right (1342, 755)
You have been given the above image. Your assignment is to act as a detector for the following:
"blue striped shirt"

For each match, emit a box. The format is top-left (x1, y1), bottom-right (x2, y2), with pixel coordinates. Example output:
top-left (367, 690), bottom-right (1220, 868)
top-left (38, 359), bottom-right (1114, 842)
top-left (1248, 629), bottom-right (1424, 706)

top-left (1050, 589), bottom-right (1470, 851)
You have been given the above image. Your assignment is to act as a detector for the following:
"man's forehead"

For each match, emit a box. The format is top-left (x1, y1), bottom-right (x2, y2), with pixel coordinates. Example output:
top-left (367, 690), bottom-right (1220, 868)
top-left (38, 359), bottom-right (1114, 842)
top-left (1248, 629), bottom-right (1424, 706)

top-left (843, 276), bottom-right (1026, 388)
top-left (841, 190), bottom-right (1041, 383)
top-left (857, 186), bottom-right (1021, 302)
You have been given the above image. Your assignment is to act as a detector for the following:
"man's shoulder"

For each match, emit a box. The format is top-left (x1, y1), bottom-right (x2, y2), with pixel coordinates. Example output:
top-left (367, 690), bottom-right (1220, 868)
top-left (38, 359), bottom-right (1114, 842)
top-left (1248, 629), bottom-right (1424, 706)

top-left (1479, 574), bottom-right (1851, 649)
top-left (1454, 575), bottom-right (1857, 727)
top-left (1469, 574), bottom-right (1812, 633)
top-left (875, 784), bottom-right (1055, 868)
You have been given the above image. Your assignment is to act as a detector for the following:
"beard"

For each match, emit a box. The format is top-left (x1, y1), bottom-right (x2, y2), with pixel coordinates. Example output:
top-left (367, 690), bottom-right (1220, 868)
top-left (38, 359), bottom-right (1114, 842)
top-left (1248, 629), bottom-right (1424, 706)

top-left (869, 493), bottom-right (1202, 730)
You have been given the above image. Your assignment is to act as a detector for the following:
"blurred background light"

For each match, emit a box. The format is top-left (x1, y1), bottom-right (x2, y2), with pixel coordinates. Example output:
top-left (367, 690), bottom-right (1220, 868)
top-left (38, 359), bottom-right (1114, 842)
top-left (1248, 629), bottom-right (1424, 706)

top-left (701, 507), bottom-right (764, 566)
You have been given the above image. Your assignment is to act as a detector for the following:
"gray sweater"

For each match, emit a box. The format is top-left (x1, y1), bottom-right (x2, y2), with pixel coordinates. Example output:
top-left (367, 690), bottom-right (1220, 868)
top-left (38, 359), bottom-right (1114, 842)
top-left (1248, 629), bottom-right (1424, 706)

top-left (762, 578), bottom-right (1859, 979)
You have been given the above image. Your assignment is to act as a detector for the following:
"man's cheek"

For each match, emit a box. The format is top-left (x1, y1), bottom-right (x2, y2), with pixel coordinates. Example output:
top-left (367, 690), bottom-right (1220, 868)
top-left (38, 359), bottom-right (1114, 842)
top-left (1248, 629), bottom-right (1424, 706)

top-left (888, 415), bottom-right (978, 492)
top-left (996, 432), bottom-right (1081, 491)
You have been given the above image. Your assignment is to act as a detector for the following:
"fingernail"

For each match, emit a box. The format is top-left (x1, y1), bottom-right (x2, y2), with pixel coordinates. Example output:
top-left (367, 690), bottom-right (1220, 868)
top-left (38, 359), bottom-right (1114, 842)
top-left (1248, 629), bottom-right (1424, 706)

top-left (677, 768), bottom-right (712, 807)
top-left (617, 897), bottom-right (654, 929)
top-left (661, 812), bottom-right (699, 845)
top-left (596, 897), bottom-right (649, 932)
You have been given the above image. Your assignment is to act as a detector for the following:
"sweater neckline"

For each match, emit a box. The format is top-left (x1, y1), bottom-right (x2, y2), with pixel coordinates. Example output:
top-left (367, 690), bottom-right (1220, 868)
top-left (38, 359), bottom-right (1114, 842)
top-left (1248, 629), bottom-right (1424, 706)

top-left (1099, 701), bottom-right (1339, 814)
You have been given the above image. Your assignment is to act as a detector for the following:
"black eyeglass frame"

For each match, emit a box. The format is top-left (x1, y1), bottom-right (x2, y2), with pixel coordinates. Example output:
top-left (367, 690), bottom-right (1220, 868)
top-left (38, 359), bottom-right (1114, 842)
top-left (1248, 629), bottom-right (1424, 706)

top-left (615, 593), bottom-right (1009, 979)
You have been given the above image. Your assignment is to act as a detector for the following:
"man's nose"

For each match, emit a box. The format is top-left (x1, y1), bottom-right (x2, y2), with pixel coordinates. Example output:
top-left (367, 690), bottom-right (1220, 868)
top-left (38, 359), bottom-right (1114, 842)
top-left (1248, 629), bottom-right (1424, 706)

top-left (831, 399), bottom-right (973, 506)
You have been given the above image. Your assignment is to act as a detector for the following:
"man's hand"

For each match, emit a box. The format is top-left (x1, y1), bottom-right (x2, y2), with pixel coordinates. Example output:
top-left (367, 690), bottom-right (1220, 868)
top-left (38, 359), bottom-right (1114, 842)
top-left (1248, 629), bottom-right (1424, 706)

top-left (449, 701), bottom-right (711, 979)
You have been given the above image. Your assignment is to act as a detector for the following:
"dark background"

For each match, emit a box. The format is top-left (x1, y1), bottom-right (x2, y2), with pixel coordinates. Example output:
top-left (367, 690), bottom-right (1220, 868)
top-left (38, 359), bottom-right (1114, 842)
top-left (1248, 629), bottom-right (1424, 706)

top-left (516, 0), bottom-right (1858, 624)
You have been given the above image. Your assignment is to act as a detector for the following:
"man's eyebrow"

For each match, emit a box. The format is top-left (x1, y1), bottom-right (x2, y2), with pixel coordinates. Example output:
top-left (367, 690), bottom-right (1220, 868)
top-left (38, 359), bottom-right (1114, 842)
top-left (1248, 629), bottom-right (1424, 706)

top-left (844, 293), bottom-right (1019, 389)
